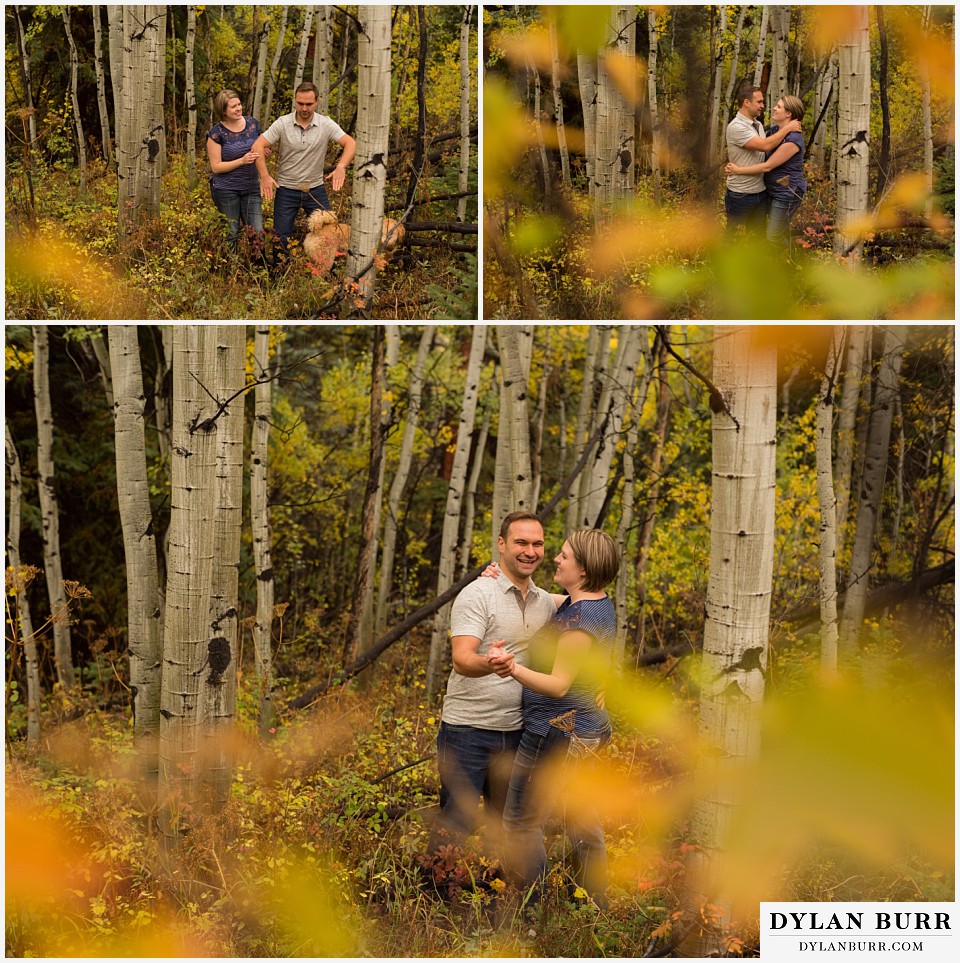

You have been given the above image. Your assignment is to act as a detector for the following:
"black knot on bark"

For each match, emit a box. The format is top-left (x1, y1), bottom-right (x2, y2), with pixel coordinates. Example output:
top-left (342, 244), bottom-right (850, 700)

top-left (207, 637), bottom-right (231, 684)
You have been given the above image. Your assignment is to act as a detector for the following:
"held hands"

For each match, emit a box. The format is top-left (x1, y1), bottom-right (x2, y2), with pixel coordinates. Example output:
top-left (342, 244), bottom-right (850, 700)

top-left (486, 639), bottom-right (516, 678)
top-left (326, 163), bottom-right (348, 192)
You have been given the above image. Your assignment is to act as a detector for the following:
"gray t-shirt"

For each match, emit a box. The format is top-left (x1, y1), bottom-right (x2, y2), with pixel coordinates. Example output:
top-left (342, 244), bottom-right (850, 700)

top-left (262, 111), bottom-right (347, 190)
top-left (725, 111), bottom-right (766, 194)
top-left (441, 576), bottom-right (557, 731)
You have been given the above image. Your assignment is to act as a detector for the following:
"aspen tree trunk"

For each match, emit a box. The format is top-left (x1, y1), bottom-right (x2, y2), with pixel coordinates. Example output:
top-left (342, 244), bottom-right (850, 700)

top-left (613, 410), bottom-right (638, 670)
top-left (252, 14), bottom-right (271, 118)
top-left (107, 6), bottom-right (124, 132)
top-left (376, 327), bottom-right (436, 636)
top-left (343, 326), bottom-right (386, 665)
top-left (264, 7), bottom-right (288, 123)
top-left (647, 9), bottom-right (661, 193)
top-left (834, 7), bottom-right (871, 259)
top-left (251, 326), bottom-right (276, 735)
top-left (293, 5), bottom-right (316, 101)
top-left (404, 6), bottom-right (428, 212)
top-left (313, 5), bottom-right (332, 112)
top-left (426, 326), bottom-right (488, 697)
top-left (721, 5), bottom-right (747, 158)
top-left (32, 326), bottom-right (75, 690)
top-left (752, 6), bottom-right (769, 86)
top-left (708, 6), bottom-right (726, 169)
top-left (5, 427), bottom-right (41, 746)
top-left (920, 6), bottom-right (934, 217)
top-left (185, 6), bottom-right (198, 187)
top-left (61, 8), bottom-right (87, 192)
top-left (202, 327), bottom-right (245, 808)
top-left (838, 326), bottom-right (907, 657)
top-left (91, 6), bottom-right (114, 167)
top-left (681, 326), bottom-right (777, 957)
top-left (458, 6), bottom-right (474, 220)
top-left (816, 329), bottom-right (843, 680)
top-left (531, 329), bottom-right (553, 509)
top-left (577, 52), bottom-right (597, 196)
top-left (462, 408), bottom-right (490, 576)
top-left (117, 5), bottom-right (167, 240)
top-left (581, 326), bottom-right (647, 527)
top-left (335, 13), bottom-right (352, 125)
top-left (529, 58), bottom-right (551, 194)
top-left (13, 6), bottom-right (38, 146)
top-left (834, 325), bottom-right (867, 556)
top-left (108, 326), bottom-right (163, 781)
top-left (828, 52), bottom-right (840, 186)
top-left (812, 49), bottom-right (833, 166)
top-left (890, 393), bottom-right (905, 561)
top-left (497, 325), bottom-right (535, 513)
top-left (344, 6), bottom-right (391, 315)
top-left (549, 17), bottom-right (571, 187)
top-left (767, 6), bottom-right (791, 111)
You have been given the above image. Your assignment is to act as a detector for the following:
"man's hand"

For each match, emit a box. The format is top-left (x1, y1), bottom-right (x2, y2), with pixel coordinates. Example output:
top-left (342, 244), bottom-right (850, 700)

top-left (486, 639), bottom-right (516, 678)
top-left (326, 163), bottom-right (348, 192)
top-left (260, 175), bottom-right (279, 201)
top-left (784, 118), bottom-right (802, 135)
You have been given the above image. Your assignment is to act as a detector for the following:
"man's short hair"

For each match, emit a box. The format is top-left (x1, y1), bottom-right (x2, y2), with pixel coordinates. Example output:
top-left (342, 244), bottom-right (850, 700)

top-left (214, 88), bottom-right (241, 120)
top-left (499, 511), bottom-right (543, 541)
top-left (781, 95), bottom-right (805, 121)
top-left (737, 84), bottom-right (762, 107)
top-left (295, 81), bottom-right (320, 101)
top-left (567, 529), bottom-right (620, 592)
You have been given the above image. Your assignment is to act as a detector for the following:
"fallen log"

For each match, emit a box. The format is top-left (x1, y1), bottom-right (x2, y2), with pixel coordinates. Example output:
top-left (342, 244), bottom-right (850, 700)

top-left (403, 221), bottom-right (477, 234)
top-left (404, 237), bottom-right (477, 253)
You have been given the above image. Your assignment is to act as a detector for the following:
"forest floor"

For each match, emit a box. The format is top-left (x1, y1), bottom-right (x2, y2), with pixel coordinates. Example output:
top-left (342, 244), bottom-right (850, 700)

top-left (4, 158), bottom-right (478, 322)
top-left (6, 622), bottom-right (954, 958)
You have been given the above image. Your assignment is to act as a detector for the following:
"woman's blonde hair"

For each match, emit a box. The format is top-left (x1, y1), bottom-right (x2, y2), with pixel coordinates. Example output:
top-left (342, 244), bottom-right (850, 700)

top-left (214, 89), bottom-right (242, 120)
top-left (567, 529), bottom-right (620, 592)
top-left (781, 95), bottom-right (805, 122)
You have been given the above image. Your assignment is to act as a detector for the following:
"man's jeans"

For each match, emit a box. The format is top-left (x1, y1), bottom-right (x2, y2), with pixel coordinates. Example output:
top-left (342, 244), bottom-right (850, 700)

top-left (210, 185), bottom-right (263, 249)
top-left (502, 726), bottom-right (609, 906)
top-left (273, 183), bottom-right (332, 254)
top-left (725, 188), bottom-right (768, 234)
top-left (428, 722), bottom-right (522, 851)
top-left (767, 195), bottom-right (803, 245)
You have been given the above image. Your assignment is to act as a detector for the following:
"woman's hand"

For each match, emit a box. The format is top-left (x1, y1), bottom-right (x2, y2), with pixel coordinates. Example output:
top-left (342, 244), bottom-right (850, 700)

top-left (241, 150), bottom-right (260, 166)
top-left (479, 561), bottom-right (501, 579)
top-left (725, 162), bottom-right (741, 176)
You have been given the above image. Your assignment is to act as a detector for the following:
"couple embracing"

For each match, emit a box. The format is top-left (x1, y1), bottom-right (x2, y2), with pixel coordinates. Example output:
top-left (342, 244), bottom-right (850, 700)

top-left (723, 83), bottom-right (807, 243)
top-left (427, 511), bottom-right (620, 910)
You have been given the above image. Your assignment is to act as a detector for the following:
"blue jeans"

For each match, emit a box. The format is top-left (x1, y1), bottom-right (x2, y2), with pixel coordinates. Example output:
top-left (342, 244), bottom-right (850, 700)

top-left (767, 194), bottom-right (803, 244)
top-left (502, 726), bottom-right (610, 906)
top-left (210, 185), bottom-right (263, 249)
top-left (428, 722), bottom-right (523, 851)
top-left (725, 188), bottom-right (768, 234)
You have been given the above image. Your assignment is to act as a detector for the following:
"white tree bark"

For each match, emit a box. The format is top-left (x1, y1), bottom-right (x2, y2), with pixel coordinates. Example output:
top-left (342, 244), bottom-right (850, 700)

top-left (497, 324), bottom-right (535, 513)
top-left (816, 329), bottom-right (843, 680)
top-left (264, 7), bottom-right (289, 124)
top-left (345, 5), bottom-right (392, 314)
top-left (32, 325), bottom-right (75, 690)
top-left (811, 49), bottom-right (833, 166)
top-left (549, 17), bottom-right (571, 187)
top-left (708, 5), bottom-right (727, 169)
top-left (312, 5), bottom-right (332, 113)
top-left (251, 325), bottom-right (276, 735)
top-left (376, 327), bottom-right (436, 637)
top-left (62, 8), bottom-right (87, 191)
top-left (293, 5), bottom-right (316, 102)
top-left (91, 6), bottom-right (114, 167)
top-left (682, 326), bottom-right (777, 956)
top-left (839, 326), bottom-right (907, 656)
top-left (577, 52), bottom-right (598, 195)
top-left (185, 6), bottom-right (197, 186)
top-left (5, 426), bottom-right (41, 745)
top-left (834, 324), bottom-right (867, 556)
top-left (108, 325), bottom-right (163, 776)
top-left (107, 6), bottom-right (124, 135)
top-left (752, 5), bottom-right (769, 86)
top-left (117, 4), bottom-right (167, 239)
top-left (252, 12), bottom-right (271, 119)
top-left (13, 5), bottom-right (37, 146)
top-left (721, 6), bottom-right (748, 159)
top-left (767, 6), bottom-right (791, 111)
top-left (461, 407), bottom-right (490, 576)
top-left (920, 6), bottom-right (934, 217)
top-left (647, 9), bottom-right (661, 191)
top-left (458, 6), bottom-right (474, 220)
top-left (426, 326), bottom-right (486, 696)
top-left (529, 57), bottom-right (551, 194)
top-left (834, 7), bottom-right (871, 259)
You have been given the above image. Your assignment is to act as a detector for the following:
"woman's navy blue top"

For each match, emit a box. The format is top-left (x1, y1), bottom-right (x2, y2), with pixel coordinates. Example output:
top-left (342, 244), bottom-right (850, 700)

top-left (207, 117), bottom-right (263, 191)
top-left (764, 126), bottom-right (806, 201)
top-left (522, 595), bottom-right (616, 737)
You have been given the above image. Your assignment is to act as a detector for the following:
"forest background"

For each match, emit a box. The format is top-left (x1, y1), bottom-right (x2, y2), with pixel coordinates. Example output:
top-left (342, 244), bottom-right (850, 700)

top-left (483, 4), bottom-right (955, 321)
top-left (5, 323), bottom-right (955, 957)
top-left (5, 5), bottom-right (479, 320)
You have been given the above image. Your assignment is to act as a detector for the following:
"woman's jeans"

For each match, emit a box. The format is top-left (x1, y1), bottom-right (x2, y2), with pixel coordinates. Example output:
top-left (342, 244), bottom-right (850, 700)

top-left (210, 185), bottom-right (263, 249)
top-left (767, 195), bottom-right (803, 244)
top-left (502, 726), bottom-right (609, 906)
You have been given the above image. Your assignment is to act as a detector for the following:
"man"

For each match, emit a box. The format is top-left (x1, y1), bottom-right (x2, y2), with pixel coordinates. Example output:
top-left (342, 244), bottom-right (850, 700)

top-left (724, 84), bottom-right (801, 233)
top-left (428, 511), bottom-right (558, 854)
top-left (253, 81), bottom-right (356, 261)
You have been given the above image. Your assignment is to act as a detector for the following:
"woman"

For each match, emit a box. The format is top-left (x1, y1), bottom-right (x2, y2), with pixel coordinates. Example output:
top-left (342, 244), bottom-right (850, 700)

top-left (725, 95), bottom-right (807, 244)
top-left (206, 89), bottom-right (264, 249)
top-left (486, 529), bottom-right (620, 907)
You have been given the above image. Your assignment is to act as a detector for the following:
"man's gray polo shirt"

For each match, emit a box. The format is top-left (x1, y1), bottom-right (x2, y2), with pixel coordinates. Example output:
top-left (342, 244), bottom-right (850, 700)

top-left (725, 111), bottom-right (766, 194)
top-left (262, 111), bottom-right (347, 190)
top-left (440, 576), bottom-right (557, 731)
